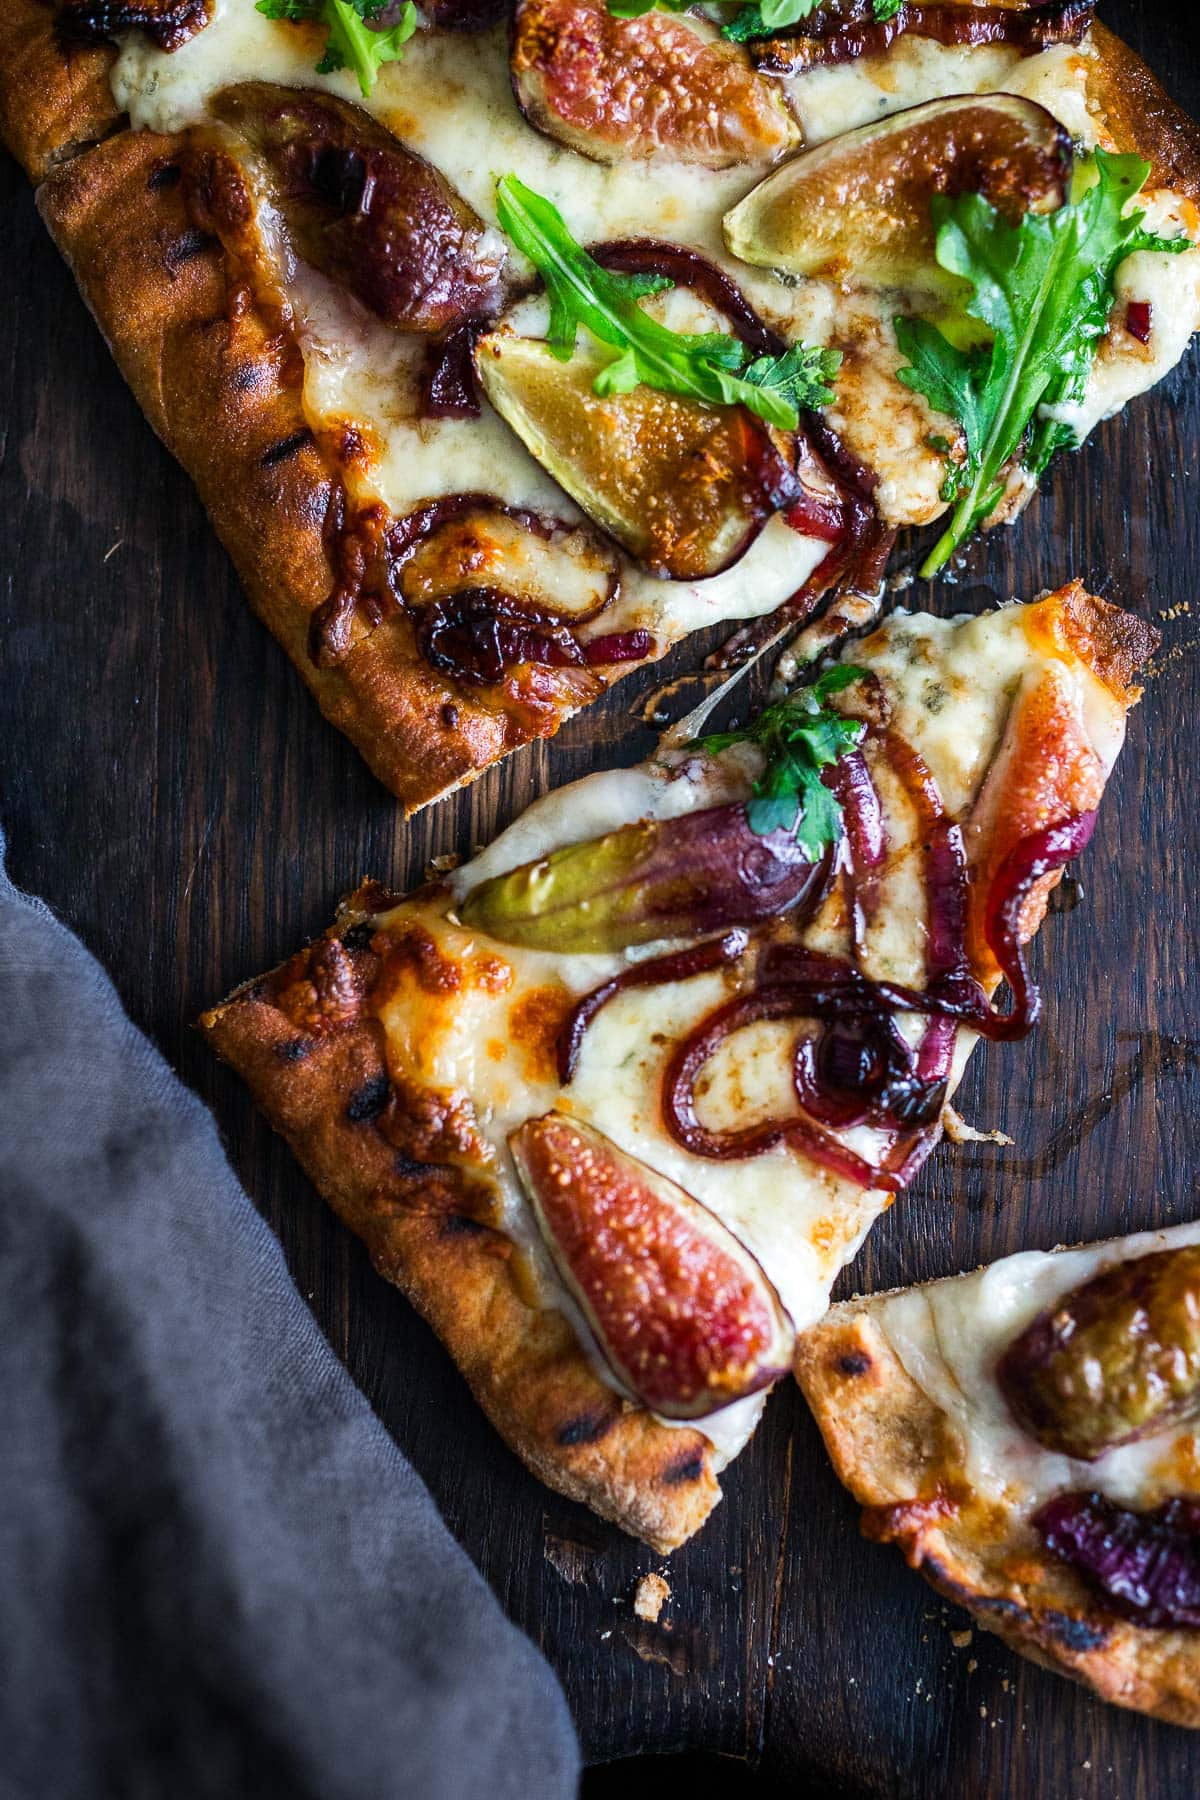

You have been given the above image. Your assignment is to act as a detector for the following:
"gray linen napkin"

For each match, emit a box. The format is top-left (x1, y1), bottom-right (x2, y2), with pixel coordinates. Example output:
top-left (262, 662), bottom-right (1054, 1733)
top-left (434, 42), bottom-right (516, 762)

top-left (0, 837), bottom-right (580, 1800)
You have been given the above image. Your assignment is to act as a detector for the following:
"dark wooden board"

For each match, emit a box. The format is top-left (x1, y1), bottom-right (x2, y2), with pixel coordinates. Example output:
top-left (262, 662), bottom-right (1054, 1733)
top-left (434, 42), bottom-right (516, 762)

top-left (2, 10), bottom-right (1199, 1791)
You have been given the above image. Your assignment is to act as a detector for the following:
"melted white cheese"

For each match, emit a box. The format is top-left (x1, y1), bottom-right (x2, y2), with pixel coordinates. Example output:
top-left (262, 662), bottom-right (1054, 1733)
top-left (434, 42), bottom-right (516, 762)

top-left (371, 601), bottom-right (1124, 1456)
top-left (111, 12), bottom-right (1200, 614)
top-left (873, 1220), bottom-right (1200, 1518)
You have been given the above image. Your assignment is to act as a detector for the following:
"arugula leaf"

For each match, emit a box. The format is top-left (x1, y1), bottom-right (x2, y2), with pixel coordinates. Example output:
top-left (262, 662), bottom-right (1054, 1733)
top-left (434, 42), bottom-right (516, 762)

top-left (256, 0), bottom-right (417, 97)
top-left (722, 0), bottom-right (898, 43)
top-left (692, 663), bottom-right (867, 854)
top-left (895, 150), bottom-right (1189, 577)
top-left (495, 175), bottom-right (840, 431)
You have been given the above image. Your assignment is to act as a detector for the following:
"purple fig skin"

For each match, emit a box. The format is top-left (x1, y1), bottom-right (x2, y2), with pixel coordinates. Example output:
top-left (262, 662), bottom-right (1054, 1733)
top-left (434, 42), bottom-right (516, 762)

top-left (1035, 1492), bottom-right (1200, 1630)
top-left (459, 802), bottom-right (831, 953)
top-left (209, 84), bottom-right (505, 334)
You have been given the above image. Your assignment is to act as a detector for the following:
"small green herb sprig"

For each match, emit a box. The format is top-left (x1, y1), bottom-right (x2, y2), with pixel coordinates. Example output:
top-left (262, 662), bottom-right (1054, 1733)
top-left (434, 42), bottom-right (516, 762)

top-left (495, 176), bottom-right (839, 431)
top-left (692, 665), bottom-right (868, 851)
top-left (256, 0), bottom-right (417, 97)
top-left (895, 150), bottom-right (1189, 577)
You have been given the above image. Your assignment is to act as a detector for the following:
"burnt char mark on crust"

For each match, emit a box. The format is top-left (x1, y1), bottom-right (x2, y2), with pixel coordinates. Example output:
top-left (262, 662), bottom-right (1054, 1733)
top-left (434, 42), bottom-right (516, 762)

top-left (663, 1449), bottom-right (707, 1486)
top-left (273, 1036), bottom-right (313, 1063)
top-left (339, 922), bottom-right (376, 953)
top-left (146, 160), bottom-right (182, 192)
top-left (345, 1071), bottom-right (391, 1123)
top-left (162, 226), bottom-right (218, 276)
top-left (439, 1212), bottom-right (491, 1238)
top-left (556, 1408), bottom-right (619, 1448)
top-left (921, 1554), bottom-right (1113, 1654)
top-left (1040, 1609), bottom-right (1113, 1654)
top-left (837, 1351), bottom-right (871, 1378)
top-left (261, 427), bottom-right (315, 469)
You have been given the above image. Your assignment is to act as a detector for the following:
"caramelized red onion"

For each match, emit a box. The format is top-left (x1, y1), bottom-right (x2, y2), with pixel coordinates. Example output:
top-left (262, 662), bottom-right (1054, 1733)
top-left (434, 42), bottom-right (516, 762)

top-left (386, 493), bottom-right (625, 684)
top-left (1035, 1492), bottom-right (1200, 1629)
top-left (752, 0), bottom-right (1093, 75)
top-left (557, 930), bottom-right (751, 1085)
top-left (583, 629), bottom-right (655, 665)
top-left (1126, 300), bottom-right (1153, 345)
top-left (592, 240), bottom-right (784, 357)
top-left (423, 321), bottom-right (484, 419)
top-left (415, 588), bottom-right (585, 685)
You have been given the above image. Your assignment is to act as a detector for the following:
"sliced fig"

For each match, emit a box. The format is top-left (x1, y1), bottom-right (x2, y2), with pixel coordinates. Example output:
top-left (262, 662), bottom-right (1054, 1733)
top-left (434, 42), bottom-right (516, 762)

top-left (511, 1113), bottom-right (794, 1418)
top-left (511, 0), bottom-right (799, 169)
top-left (998, 1246), bottom-right (1200, 1462)
top-left (724, 94), bottom-right (1072, 293)
top-left (59, 0), bottom-right (209, 51)
top-left (460, 802), bottom-right (827, 952)
top-left (475, 333), bottom-right (801, 579)
top-left (208, 83), bottom-right (505, 333)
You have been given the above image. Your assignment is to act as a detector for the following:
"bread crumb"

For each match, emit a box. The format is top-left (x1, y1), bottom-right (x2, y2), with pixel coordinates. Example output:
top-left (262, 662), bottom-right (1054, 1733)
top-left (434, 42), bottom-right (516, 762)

top-left (633, 1572), bottom-right (670, 1623)
top-left (967, 1660), bottom-right (978, 1674)
top-left (950, 1628), bottom-right (973, 1650)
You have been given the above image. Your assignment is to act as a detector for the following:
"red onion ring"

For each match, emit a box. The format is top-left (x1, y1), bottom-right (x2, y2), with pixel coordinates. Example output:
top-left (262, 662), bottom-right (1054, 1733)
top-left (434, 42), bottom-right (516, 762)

top-left (556, 930), bottom-right (751, 1085)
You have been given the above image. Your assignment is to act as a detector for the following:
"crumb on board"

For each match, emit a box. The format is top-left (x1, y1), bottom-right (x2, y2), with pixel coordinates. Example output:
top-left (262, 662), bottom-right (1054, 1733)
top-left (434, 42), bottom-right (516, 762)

top-left (967, 1659), bottom-right (978, 1674)
top-left (950, 1628), bottom-right (973, 1651)
top-left (633, 1572), bottom-right (671, 1623)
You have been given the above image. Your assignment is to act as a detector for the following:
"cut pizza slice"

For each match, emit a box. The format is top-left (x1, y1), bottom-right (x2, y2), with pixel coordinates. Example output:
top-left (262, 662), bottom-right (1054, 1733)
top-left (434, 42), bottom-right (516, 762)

top-left (200, 581), bottom-right (1154, 1550)
top-left (795, 1217), bottom-right (1200, 1725)
top-left (2, 1), bottom-right (1197, 808)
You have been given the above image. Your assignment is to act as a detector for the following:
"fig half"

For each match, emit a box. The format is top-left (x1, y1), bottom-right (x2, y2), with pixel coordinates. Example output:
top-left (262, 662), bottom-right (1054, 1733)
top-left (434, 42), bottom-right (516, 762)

top-left (724, 94), bottom-right (1072, 293)
top-left (475, 333), bottom-right (801, 579)
top-left (511, 1113), bottom-right (794, 1418)
top-left (209, 83), bottom-right (505, 334)
top-left (511, 0), bottom-right (799, 169)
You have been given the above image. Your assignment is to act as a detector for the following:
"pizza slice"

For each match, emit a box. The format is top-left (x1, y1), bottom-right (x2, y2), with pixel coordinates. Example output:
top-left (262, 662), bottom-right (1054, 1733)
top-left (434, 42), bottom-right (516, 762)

top-left (1, 1), bottom-right (1196, 809)
top-left (200, 581), bottom-right (1153, 1549)
top-left (795, 1218), bottom-right (1200, 1725)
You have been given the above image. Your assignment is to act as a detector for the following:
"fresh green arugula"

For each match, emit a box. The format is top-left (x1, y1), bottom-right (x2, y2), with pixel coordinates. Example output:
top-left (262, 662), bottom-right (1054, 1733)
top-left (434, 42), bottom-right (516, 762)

top-left (895, 150), bottom-right (1189, 578)
top-left (606, 0), bottom-right (899, 36)
top-left (255, 0), bottom-right (417, 97)
top-left (692, 665), bottom-right (868, 850)
top-left (724, 0), bottom-right (900, 44)
top-left (494, 176), bottom-right (840, 431)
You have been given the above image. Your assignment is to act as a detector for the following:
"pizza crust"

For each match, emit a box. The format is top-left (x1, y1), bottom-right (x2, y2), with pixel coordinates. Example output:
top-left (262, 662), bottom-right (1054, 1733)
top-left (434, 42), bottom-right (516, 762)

top-left (0, 0), bottom-right (120, 180)
top-left (35, 125), bottom-right (604, 813)
top-left (199, 893), bottom-right (723, 1553)
top-left (795, 1302), bottom-right (1200, 1726)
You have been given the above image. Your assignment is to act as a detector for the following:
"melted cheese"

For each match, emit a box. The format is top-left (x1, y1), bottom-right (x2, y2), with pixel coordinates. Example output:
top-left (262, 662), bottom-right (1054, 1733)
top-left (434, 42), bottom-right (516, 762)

top-left (367, 600), bottom-right (1124, 1457)
top-left (110, 11), bottom-right (1200, 621)
top-left (873, 1221), bottom-right (1200, 1518)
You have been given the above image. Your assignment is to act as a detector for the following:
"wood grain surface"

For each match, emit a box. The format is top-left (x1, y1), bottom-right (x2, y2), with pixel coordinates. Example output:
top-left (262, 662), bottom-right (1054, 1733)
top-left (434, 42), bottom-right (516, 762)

top-left (2, 9), bottom-right (1199, 1792)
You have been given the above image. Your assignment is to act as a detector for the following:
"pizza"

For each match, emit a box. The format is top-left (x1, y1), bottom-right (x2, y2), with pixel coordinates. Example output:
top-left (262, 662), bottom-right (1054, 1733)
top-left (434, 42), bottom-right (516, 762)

top-left (199, 580), bottom-right (1153, 1552)
top-left (795, 1219), bottom-right (1200, 1726)
top-left (1, 0), bottom-right (1197, 810)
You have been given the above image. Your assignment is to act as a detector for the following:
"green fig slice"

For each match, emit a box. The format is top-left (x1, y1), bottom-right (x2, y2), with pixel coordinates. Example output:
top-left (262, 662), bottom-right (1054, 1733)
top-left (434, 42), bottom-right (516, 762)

top-left (997, 1245), bottom-right (1200, 1462)
top-left (723, 94), bottom-right (1072, 294)
top-left (460, 802), bottom-right (826, 953)
top-left (511, 1113), bottom-right (794, 1418)
top-left (474, 332), bottom-right (801, 579)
